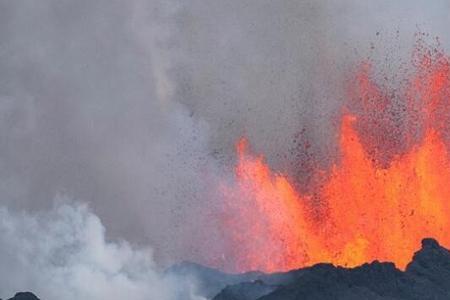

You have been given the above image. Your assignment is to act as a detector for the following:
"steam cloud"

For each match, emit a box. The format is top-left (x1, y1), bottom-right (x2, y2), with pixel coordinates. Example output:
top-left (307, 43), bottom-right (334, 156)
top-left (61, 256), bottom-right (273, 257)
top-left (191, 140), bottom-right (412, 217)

top-left (0, 0), bottom-right (450, 297)
top-left (0, 199), bottom-right (205, 300)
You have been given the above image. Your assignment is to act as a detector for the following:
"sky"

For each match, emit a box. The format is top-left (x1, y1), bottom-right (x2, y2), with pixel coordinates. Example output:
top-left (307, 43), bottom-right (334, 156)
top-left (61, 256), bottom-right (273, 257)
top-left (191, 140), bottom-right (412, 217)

top-left (0, 1), bottom-right (449, 299)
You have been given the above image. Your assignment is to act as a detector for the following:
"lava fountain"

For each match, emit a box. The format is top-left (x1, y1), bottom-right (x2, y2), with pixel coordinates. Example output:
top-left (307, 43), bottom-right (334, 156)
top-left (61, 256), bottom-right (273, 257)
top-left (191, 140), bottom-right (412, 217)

top-left (220, 38), bottom-right (450, 273)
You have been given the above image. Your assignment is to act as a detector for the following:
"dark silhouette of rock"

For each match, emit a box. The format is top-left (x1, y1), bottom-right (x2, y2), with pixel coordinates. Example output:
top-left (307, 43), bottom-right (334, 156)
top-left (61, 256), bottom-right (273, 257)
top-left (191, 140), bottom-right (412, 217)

top-left (211, 238), bottom-right (450, 300)
top-left (405, 238), bottom-right (450, 293)
top-left (7, 292), bottom-right (40, 300)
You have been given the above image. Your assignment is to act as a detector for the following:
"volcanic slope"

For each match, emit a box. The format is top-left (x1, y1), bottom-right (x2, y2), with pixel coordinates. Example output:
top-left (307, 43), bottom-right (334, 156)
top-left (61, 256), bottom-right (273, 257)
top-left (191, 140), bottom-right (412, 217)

top-left (212, 238), bottom-right (450, 300)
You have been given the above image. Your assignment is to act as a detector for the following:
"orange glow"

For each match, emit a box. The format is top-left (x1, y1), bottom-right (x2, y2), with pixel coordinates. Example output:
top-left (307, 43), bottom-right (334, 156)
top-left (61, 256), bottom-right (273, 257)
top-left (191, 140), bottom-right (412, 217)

top-left (220, 42), bottom-right (450, 273)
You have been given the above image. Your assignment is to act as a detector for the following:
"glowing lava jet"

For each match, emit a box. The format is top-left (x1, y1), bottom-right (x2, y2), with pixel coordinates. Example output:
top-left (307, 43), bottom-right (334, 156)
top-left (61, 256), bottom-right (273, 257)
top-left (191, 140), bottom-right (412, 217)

top-left (220, 39), bottom-right (450, 273)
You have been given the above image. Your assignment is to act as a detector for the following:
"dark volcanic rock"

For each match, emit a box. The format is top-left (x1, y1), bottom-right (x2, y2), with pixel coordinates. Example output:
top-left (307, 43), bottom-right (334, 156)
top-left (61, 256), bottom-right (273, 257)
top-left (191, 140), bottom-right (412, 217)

top-left (7, 292), bottom-right (40, 300)
top-left (211, 238), bottom-right (450, 300)
top-left (256, 262), bottom-right (412, 300)
top-left (405, 238), bottom-right (450, 292)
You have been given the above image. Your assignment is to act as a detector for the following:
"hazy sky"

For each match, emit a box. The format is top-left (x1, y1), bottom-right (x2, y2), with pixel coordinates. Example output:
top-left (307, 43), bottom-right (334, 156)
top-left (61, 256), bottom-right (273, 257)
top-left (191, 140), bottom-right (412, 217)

top-left (0, 1), bottom-right (449, 298)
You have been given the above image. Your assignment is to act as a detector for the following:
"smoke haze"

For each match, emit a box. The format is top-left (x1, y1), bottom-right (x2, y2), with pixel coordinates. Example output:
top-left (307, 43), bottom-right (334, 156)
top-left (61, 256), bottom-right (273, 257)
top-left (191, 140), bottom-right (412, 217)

top-left (0, 0), bottom-right (450, 297)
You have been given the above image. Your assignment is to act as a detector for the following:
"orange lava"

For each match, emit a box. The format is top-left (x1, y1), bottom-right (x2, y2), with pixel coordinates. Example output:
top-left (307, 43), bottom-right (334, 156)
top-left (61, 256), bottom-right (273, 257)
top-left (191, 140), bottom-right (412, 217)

top-left (221, 41), bottom-right (450, 273)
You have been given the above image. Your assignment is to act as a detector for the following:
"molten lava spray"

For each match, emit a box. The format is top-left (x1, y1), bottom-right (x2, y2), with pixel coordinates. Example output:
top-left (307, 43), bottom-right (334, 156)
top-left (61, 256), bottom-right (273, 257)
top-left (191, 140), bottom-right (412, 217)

top-left (221, 40), bottom-right (450, 273)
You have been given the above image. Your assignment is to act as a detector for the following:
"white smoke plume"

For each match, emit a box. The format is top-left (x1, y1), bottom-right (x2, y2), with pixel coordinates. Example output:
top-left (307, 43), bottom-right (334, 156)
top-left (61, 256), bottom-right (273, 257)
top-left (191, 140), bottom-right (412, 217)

top-left (0, 198), bottom-right (205, 300)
